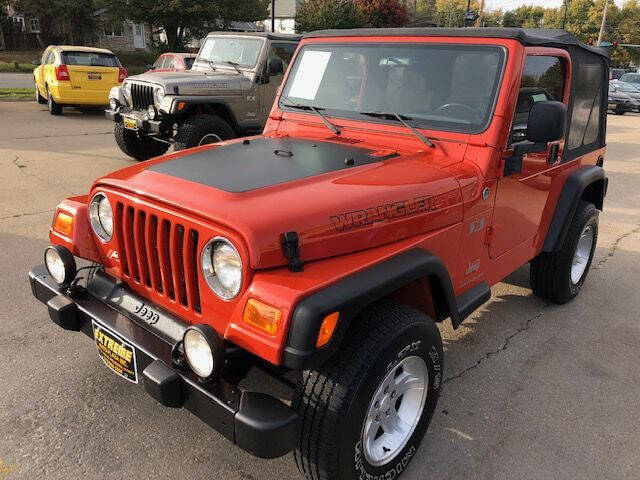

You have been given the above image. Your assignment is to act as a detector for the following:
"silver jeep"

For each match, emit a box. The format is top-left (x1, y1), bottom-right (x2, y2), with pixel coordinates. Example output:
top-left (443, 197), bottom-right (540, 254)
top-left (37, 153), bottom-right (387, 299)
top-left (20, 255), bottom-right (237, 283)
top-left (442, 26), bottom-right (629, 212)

top-left (106, 32), bottom-right (300, 160)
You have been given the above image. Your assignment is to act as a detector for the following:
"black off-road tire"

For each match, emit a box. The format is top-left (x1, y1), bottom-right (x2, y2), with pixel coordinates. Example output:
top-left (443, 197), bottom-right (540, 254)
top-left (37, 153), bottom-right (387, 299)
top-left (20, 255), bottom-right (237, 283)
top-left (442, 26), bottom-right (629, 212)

top-left (114, 123), bottom-right (170, 161)
top-left (293, 302), bottom-right (443, 480)
top-left (35, 84), bottom-right (47, 104)
top-left (47, 88), bottom-right (62, 115)
top-left (530, 201), bottom-right (598, 303)
top-left (173, 114), bottom-right (234, 151)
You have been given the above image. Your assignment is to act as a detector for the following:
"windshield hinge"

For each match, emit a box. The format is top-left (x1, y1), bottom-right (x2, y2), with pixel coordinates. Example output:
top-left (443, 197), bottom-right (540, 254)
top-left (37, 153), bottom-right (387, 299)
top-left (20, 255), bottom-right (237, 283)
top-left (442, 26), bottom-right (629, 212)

top-left (282, 231), bottom-right (304, 272)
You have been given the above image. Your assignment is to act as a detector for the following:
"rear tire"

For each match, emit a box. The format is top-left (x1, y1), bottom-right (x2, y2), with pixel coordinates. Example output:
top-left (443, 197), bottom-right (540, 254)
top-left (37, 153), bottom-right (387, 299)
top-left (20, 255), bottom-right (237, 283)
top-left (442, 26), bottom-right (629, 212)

top-left (114, 123), bottom-right (170, 161)
top-left (173, 114), bottom-right (234, 151)
top-left (293, 302), bottom-right (443, 480)
top-left (530, 201), bottom-right (598, 303)
top-left (47, 88), bottom-right (62, 115)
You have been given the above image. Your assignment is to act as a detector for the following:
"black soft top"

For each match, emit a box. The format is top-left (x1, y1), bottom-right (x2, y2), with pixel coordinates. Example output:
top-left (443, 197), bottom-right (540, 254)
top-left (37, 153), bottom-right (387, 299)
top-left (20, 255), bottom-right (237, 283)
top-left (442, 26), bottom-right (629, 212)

top-left (207, 31), bottom-right (302, 42)
top-left (304, 27), bottom-right (608, 58)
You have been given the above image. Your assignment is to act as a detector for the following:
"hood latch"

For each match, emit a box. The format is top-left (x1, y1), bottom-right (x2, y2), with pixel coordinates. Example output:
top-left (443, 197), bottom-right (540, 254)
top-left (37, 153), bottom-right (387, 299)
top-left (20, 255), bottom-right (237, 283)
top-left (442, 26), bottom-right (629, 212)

top-left (282, 231), bottom-right (304, 272)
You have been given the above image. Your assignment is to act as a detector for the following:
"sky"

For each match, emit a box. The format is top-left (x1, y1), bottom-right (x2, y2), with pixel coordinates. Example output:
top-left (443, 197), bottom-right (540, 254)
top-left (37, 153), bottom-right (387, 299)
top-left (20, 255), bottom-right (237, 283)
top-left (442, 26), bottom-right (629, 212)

top-left (487, 0), bottom-right (624, 10)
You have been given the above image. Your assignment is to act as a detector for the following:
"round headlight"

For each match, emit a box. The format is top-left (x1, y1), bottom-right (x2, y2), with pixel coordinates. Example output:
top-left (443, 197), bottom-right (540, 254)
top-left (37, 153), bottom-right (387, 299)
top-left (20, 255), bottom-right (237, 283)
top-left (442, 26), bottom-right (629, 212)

top-left (109, 97), bottom-right (119, 110)
top-left (201, 238), bottom-right (242, 300)
top-left (147, 104), bottom-right (156, 120)
top-left (89, 193), bottom-right (113, 242)
top-left (123, 81), bottom-right (132, 98)
top-left (44, 245), bottom-right (76, 285)
top-left (182, 325), bottom-right (224, 381)
top-left (154, 86), bottom-right (165, 105)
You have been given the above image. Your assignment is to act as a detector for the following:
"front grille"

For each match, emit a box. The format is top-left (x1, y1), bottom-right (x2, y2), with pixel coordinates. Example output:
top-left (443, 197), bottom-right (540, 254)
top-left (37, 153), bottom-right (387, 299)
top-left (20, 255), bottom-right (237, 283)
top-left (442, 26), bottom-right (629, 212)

top-left (114, 201), bottom-right (202, 314)
top-left (130, 83), bottom-right (154, 109)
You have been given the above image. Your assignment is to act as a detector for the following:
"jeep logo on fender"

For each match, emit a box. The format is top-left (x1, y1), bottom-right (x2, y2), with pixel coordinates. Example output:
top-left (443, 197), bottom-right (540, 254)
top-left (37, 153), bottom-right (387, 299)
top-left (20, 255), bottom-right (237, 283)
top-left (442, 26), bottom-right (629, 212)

top-left (330, 196), bottom-right (437, 231)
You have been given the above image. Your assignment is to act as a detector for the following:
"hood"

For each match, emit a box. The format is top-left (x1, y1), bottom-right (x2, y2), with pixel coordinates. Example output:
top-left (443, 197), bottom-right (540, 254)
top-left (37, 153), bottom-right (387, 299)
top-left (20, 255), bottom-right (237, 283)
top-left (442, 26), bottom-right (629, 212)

top-left (125, 69), bottom-right (248, 95)
top-left (94, 137), bottom-right (464, 269)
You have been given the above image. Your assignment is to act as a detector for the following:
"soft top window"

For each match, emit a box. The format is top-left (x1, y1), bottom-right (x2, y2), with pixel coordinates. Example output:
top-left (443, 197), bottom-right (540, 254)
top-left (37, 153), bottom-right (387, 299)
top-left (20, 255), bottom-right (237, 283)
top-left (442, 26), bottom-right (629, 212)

top-left (280, 43), bottom-right (506, 134)
top-left (62, 52), bottom-right (119, 67)
top-left (198, 37), bottom-right (264, 68)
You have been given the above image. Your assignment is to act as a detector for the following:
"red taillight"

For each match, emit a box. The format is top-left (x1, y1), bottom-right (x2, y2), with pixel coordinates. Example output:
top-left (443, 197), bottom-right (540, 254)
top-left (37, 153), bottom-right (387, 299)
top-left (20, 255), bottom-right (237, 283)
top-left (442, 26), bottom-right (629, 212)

top-left (55, 64), bottom-right (69, 81)
top-left (118, 67), bottom-right (128, 83)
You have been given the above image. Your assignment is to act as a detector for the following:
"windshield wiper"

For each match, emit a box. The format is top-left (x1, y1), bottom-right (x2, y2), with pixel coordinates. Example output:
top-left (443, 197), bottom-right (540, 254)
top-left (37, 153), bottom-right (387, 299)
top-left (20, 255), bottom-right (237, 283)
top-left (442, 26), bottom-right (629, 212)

top-left (201, 59), bottom-right (217, 71)
top-left (282, 97), bottom-right (341, 135)
top-left (225, 61), bottom-right (242, 74)
top-left (360, 111), bottom-right (435, 148)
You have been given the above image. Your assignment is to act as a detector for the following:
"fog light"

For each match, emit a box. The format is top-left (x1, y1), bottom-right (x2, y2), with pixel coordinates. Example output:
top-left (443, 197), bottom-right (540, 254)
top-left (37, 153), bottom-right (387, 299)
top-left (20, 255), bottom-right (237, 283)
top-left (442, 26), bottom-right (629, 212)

top-left (183, 325), bottom-right (224, 381)
top-left (44, 245), bottom-right (76, 286)
top-left (147, 104), bottom-right (157, 120)
top-left (109, 97), bottom-right (119, 110)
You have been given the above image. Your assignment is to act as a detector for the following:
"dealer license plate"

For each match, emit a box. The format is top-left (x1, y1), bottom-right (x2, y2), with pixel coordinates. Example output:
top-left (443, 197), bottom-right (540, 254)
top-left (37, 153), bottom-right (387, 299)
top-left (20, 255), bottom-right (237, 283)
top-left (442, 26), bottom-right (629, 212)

top-left (92, 320), bottom-right (138, 383)
top-left (123, 116), bottom-right (137, 130)
top-left (87, 72), bottom-right (102, 80)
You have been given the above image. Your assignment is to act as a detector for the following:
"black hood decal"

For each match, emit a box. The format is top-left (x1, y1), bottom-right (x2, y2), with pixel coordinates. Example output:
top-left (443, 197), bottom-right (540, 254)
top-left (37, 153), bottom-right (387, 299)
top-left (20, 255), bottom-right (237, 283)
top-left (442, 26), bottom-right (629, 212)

top-left (148, 137), bottom-right (389, 193)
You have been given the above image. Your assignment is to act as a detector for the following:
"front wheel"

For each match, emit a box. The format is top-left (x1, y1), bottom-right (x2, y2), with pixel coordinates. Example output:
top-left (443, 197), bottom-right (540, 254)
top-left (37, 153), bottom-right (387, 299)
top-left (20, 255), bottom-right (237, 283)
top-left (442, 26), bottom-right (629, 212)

top-left (114, 123), bottom-right (170, 161)
top-left (530, 201), bottom-right (598, 303)
top-left (35, 84), bottom-right (46, 104)
top-left (293, 302), bottom-right (443, 480)
top-left (47, 89), bottom-right (62, 115)
top-left (173, 114), bottom-right (234, 151)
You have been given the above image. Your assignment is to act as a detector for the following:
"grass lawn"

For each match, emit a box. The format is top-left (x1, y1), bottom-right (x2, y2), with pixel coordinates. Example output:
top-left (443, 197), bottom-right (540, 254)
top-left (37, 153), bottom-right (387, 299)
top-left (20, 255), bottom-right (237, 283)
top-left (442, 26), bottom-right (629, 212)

top-left (0, 88), bottom-right (34, 100)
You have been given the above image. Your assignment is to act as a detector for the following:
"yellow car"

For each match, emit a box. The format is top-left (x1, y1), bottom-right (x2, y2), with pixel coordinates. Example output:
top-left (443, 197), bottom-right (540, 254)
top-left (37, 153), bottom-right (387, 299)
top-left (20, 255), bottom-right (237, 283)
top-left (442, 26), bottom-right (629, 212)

top-left (34, 45), bottom-right (127, 115)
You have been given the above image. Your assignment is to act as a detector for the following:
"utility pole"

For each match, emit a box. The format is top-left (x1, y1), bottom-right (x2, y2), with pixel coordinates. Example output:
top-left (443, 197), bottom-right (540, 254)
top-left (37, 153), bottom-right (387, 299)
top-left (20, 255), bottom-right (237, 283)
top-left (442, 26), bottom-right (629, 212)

top-left (562, 0), bottom-right (570, 29)
top-left (475, 0), bottom-right (485, 27)
top-left (597, 0), bottom-right (609, 46)
top-left (271, 0), bottom-right (275, 32)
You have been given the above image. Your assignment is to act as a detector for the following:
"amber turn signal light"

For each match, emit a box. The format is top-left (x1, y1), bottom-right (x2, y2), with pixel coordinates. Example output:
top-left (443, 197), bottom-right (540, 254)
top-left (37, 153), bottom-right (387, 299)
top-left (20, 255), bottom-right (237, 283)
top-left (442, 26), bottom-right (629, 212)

top-left (316, 312), bottom-right (339, 348)
top-left (243, 299), bottom-right (282, 336)
top-left (53, 211), bottom-right (73, 237)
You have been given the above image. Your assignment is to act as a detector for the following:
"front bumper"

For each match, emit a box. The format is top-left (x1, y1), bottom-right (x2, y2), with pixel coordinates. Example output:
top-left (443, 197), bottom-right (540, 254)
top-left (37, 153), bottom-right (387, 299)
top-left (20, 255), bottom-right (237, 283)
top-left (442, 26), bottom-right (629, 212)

top-left (28, 264), bottom-right (297, 459)
top-left (105, 107), bottom-right (164, 134)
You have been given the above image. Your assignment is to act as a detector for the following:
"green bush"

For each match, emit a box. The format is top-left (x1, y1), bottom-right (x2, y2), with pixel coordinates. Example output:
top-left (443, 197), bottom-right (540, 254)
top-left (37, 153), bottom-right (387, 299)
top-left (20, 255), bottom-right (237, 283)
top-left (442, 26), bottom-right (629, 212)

top-left (0, 62), bottom-right (34, 73)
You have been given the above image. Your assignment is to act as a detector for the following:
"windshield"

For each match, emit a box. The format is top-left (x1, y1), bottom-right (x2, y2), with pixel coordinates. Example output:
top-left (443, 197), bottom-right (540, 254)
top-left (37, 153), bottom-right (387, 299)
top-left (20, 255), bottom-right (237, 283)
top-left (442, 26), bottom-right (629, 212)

top-left (620, 73), bottom-right (640, 83)
top-left (279, 43), bottom-right (505, 134)
top-left (62, 52), bottom-right (119, 67)
top-left (197, 37), bottom-right (264, 68)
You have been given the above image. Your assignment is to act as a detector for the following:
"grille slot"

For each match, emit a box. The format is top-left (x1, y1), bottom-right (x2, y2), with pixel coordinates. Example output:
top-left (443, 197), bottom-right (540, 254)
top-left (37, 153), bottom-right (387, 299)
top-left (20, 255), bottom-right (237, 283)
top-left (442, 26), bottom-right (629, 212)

top-left (130, 83), bottom-right (154, 109)
top-left (114, 201), bottom-right (202, 315)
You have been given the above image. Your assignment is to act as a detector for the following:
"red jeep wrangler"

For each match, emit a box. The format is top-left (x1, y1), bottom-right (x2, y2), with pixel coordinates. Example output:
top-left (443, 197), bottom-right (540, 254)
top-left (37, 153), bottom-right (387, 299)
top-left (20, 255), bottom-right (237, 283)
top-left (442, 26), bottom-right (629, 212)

top-left (30, 28), bottom-right (608, 480)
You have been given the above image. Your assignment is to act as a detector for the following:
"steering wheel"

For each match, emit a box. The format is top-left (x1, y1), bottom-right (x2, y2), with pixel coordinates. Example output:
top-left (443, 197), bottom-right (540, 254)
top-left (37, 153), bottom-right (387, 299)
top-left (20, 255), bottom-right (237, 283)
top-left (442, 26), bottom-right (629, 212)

top-left (435, 102), bottom-right (482, 121)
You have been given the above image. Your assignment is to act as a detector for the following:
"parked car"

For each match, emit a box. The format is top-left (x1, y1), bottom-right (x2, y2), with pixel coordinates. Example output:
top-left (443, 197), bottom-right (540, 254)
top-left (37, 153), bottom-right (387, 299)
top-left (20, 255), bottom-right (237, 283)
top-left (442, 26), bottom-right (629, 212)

top-left (610, 80), bottom-right (640, 111)
top-left (106, 32), bottom-right (301, 160)
top-left (619, 72), bottom-right (640, 85)
top-left (147, 52), bottom-right (197, 72)
top-left (33, 45), bottom-right (127, 115)
top-left (610, 67), bottom-right (628, 80)
top-left (31, 28), bottom-right (608, 480)
top-left (607, 84), bottom-right (637, 114)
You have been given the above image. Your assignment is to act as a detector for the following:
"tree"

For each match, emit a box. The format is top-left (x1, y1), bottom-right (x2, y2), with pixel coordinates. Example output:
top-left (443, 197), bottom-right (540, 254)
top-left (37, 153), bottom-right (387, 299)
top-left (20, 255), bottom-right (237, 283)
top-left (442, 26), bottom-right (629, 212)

top-left (355, 0), bottom-right (408, 27)
top-left (295, 0), bottom-right (365, 33)
top-left (103, 0), bottom-right (269, 51)
top-left (9, 0), bottom-right (99, 45)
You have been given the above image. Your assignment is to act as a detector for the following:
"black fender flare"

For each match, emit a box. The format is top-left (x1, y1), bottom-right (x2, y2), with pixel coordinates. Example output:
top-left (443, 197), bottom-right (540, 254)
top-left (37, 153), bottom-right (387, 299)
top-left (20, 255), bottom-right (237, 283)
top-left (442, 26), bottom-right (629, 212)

top-left (542, 165), bottom-right (607, 253)
top-left (281, 249), bottom-right (467, 370)
top-left (169, 98), bottom-right (241, 129)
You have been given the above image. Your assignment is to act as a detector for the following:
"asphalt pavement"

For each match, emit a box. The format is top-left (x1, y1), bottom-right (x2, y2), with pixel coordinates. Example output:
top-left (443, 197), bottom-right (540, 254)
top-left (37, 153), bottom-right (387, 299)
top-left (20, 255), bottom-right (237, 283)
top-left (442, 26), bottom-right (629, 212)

top-left (0, 101), bottom-right (639, 480)
top-left (0, 72), bottom-right (35, 89)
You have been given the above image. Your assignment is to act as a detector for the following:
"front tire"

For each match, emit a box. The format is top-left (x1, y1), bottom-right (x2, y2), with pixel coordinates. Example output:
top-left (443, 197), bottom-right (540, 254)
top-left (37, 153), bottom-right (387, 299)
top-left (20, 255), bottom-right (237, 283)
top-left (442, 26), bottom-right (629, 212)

top-left (114, 123), bottom-right (170, 161)
top-left (293, 302), bottom-right (443, 480)
top-left (530, 201), bottom-right (598, 303)
top-left (173, 114), bottom-right (234, 151)
top-left (47, 88), bottom-right (62, 115)
top-left (35, 84), bottom-right (46, 104)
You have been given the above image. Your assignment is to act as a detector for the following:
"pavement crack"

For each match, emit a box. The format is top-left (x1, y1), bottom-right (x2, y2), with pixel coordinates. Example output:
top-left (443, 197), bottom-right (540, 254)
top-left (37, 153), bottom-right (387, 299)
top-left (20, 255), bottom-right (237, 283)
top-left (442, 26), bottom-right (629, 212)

top-left (6, 131), bottom-right (112, 141)
top-left (443, 310), bottom-right (545, 385)
top-left (0, 209), bottom-right (54, 220)
top-left (592, 223), bottom-right (640, 270)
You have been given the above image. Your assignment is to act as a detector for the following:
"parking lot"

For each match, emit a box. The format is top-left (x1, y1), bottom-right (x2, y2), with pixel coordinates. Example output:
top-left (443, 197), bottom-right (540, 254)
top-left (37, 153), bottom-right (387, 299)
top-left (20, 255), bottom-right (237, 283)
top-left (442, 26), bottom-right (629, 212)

top-left (1, 101), bottom-right (639, 479)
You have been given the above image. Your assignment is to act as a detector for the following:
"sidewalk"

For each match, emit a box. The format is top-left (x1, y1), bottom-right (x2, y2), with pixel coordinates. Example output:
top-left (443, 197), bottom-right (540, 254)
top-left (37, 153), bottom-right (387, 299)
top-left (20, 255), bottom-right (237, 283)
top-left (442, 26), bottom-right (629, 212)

top-left (0, 72), bottom-right (34, 88)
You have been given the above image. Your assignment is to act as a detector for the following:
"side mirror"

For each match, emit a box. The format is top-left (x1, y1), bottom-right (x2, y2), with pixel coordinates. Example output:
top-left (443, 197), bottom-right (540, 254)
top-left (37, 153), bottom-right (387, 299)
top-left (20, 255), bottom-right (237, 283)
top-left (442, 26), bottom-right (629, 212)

top-left (268, 57), bottom-right (284, 76)
top-left (32, 60), bottom-right (40, 66)
top-left (504, 101), bottom-right (567, 176)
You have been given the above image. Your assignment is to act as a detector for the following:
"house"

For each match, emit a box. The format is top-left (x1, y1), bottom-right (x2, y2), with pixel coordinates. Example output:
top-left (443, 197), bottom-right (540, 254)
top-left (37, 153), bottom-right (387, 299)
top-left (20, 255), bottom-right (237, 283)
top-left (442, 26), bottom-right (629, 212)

top-left (258, 0), bottom-right (300, 34)
top-left (93, 9), bottom-right (153, 51)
